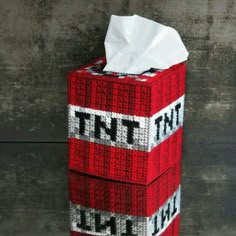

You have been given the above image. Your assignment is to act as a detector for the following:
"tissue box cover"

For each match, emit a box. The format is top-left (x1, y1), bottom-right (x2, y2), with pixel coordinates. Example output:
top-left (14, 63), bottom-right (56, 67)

top-left (68, 57), bottom-right (186, 184)
top-left (69, 161), bottom-right (181, 236)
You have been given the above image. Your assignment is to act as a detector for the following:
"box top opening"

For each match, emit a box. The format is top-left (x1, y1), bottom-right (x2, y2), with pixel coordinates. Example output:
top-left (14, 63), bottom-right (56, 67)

top-left (72, 57), bottom-right (165, 83)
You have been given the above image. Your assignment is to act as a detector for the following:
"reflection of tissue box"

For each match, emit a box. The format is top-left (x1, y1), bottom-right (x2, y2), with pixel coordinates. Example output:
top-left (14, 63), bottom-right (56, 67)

top-left (69, 161), bottom-right (181, 236)
top-left (68, 57), bottom-right (186, 184)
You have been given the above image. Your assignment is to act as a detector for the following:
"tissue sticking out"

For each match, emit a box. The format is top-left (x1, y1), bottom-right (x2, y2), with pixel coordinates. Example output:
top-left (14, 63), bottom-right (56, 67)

top-left (103, 14), bottom-right (189, 74)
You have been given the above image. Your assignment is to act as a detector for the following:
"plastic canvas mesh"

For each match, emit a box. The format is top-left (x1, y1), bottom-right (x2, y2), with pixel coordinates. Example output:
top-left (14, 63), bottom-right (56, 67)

top-left (68, 57), bottom-right (186, 184)
top-left (69, 161), bottom-right (181, 236)
top-left (70, 216), bottom-right (180, 236)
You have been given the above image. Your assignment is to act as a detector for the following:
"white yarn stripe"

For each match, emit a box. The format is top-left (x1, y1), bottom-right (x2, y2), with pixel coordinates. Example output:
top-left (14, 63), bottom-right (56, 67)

top-left (68, 95), bottom-right (184, 152)
top-left (70, 185), bottom-right (181, 236)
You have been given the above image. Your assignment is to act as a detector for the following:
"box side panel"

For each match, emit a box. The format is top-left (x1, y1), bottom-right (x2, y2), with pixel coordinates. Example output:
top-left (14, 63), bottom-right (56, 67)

top-left (68, 94), bottom-right (184, 184)
top-left (70, 216), bottom-right (180, 236)
top-left (160, 214), bottom-right (180, 236)
top-left (68, 73), bottom-right (151, 117)
top-left (69, 171), bottom-right (148, 216)
top-left (69, 185), bottom-right (181, 235)
top-left (150, 63), bottom-right (186, 116)
top-left (69, 161), bottom-right (181, 217)
top-left (147, 128), bottom-right (183, 184)
top-left (70, 217), bottom-right (180, 235)
top-left (147, 161), bottom-right (181, 216)
top-left (68, 138), bottom-right (148, 184)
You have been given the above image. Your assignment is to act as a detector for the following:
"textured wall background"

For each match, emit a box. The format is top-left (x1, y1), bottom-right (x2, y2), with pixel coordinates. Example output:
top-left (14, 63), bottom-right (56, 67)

top-left (0, 0), bottom-right (235, 235)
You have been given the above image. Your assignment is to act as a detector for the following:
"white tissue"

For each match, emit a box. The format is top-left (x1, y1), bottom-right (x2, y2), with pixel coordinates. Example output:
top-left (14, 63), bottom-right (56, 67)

top-left (103, 14), bottom-right (189, 74)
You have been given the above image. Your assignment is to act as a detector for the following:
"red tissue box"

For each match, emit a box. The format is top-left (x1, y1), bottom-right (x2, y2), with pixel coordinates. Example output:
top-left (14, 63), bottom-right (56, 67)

top-left (68, 57), bottom-right (186, 184)
top-left (69, 161), bottom-right (181, 236)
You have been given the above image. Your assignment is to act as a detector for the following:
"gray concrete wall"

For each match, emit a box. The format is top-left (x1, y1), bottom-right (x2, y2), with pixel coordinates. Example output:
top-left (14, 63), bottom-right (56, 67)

top-left (0, 0), bottom-right (235, 235)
